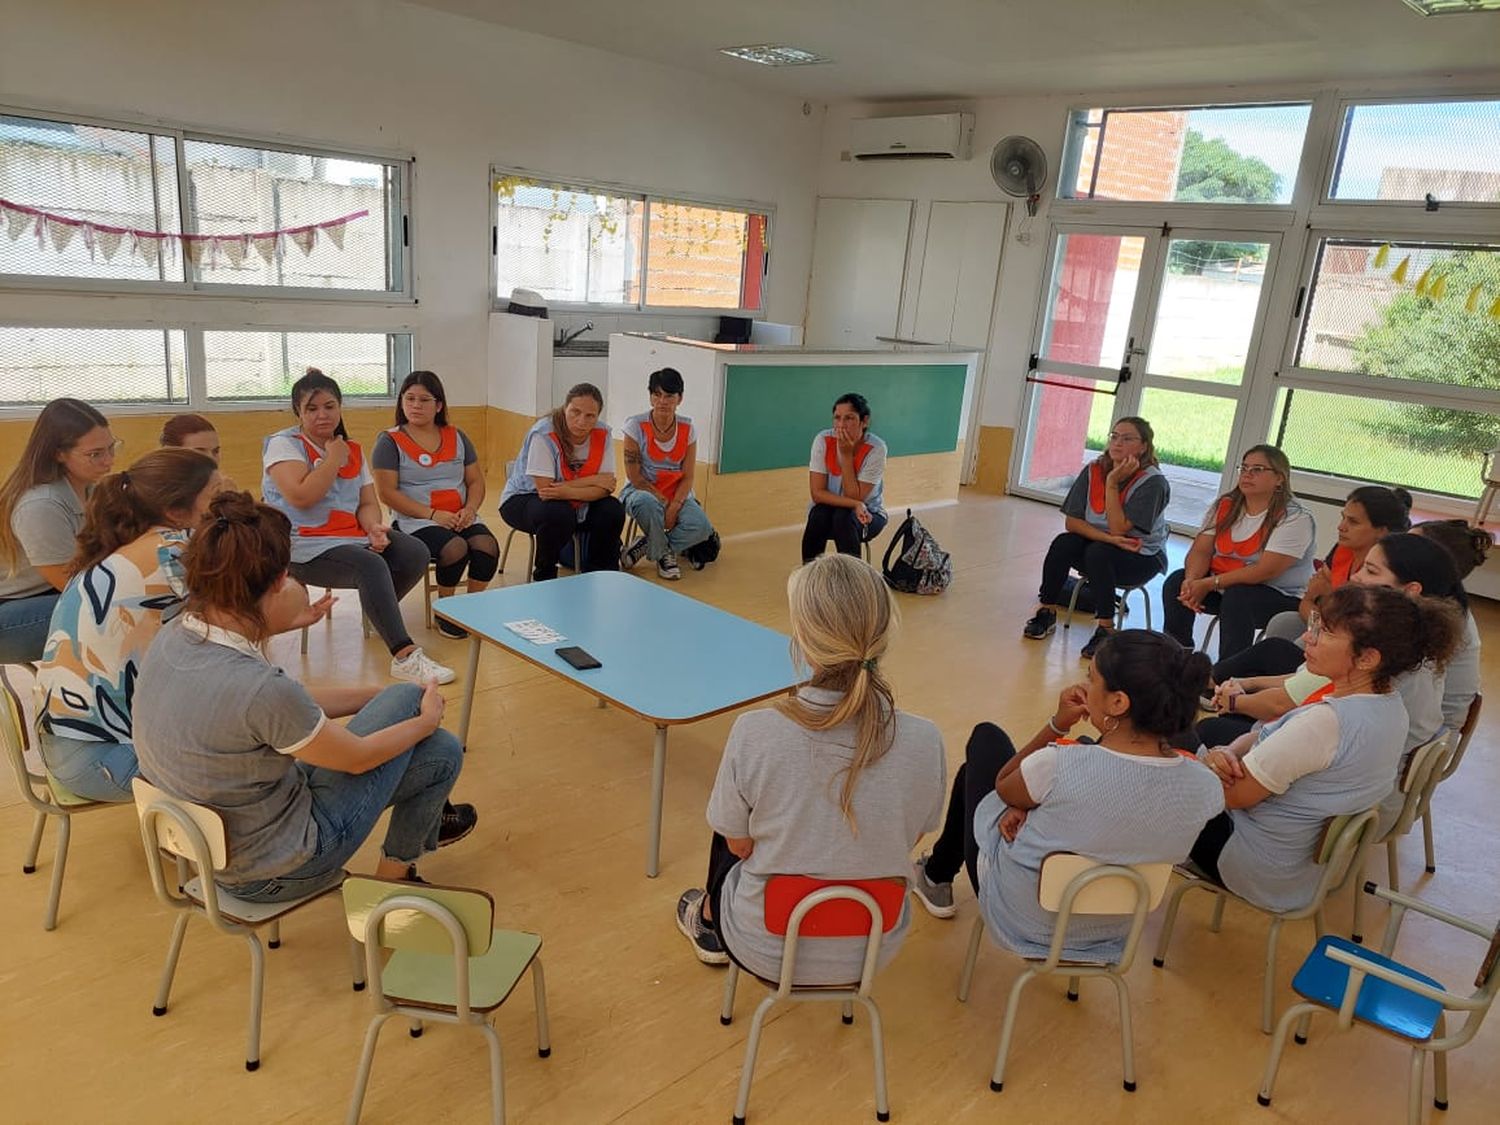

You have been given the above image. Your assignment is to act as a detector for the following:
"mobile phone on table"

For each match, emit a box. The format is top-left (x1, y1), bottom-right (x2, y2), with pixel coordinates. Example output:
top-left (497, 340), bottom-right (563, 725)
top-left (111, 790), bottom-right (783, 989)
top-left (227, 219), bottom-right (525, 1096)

top-left (556, 645), bottom-right (602, 670)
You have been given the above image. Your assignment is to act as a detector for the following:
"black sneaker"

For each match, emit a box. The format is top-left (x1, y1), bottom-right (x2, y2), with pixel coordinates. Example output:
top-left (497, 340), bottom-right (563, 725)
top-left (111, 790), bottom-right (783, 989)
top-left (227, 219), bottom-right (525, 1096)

top-left (675, 889), bottom-right (729, 965)
top-left (437, 802), bottom-right (478, 848)
top-left (436, 617), bottom-right (469, 640)
top-left (621, 535), bottom-right (649, 570)
top-left (1022, 608), bottom-right (1057, 640)
top-left (1080, 625), bottom-right (1110, 660)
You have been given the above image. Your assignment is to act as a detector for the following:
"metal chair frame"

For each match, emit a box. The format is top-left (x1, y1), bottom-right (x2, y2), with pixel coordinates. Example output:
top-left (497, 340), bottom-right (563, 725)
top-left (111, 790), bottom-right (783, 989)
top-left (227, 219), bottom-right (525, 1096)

top-left (1421, 693), bottom-right (1482, 877)
top-left (1061, 574), bottom-right (1156, 633)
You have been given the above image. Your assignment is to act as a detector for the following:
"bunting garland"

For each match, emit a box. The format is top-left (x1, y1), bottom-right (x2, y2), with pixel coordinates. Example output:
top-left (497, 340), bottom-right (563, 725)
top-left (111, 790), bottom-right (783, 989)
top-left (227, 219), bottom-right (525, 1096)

top-left (0, 198), bottom-right (368, 268)
top-left (1371, 243), bottom-right (1500, 321)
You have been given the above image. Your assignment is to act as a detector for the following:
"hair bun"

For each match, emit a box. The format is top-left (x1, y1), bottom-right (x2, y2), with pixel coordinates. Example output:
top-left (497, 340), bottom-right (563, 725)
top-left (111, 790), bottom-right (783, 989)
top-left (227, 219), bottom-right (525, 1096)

top-left (1393, 486), bottom-right (1414, 512)
top-left (206, 489), bottom-right (258, 524)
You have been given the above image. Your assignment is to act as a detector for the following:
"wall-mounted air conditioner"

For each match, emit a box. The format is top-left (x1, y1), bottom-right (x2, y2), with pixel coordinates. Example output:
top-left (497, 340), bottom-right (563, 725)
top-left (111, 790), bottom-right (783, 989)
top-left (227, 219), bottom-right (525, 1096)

top-left (849, 113), bottom-right (974, 161)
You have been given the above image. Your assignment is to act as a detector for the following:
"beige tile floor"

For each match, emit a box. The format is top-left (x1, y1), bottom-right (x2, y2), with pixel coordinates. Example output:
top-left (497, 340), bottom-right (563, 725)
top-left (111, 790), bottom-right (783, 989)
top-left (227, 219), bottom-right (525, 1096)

top-left (2, 492), bottom-right (1495, 1123)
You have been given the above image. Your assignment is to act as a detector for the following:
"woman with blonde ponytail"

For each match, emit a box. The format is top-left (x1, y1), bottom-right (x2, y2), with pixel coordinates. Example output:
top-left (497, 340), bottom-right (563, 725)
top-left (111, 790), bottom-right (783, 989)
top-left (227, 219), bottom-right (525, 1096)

top-left (674, 554), bottom-right (946, 982)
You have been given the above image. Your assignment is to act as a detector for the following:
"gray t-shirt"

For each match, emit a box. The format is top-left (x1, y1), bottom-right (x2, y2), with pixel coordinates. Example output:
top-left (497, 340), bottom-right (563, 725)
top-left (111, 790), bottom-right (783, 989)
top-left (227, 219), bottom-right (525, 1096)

top-left (1, 479), bottom-right (86, 600)
top-left (133, 615), bottom-right (327, 885)
top-left (707, 688), bottom-right (946, 984)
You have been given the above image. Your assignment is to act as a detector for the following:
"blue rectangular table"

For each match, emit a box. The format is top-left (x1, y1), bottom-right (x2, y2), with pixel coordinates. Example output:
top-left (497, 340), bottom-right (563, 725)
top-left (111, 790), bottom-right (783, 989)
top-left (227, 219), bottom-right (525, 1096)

top-left (434, 571), bottom-right (802, 876)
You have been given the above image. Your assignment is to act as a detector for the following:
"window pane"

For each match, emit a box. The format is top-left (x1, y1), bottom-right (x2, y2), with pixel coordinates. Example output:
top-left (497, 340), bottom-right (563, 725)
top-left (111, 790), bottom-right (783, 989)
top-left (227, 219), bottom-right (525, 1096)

top-left (1062, 104), bottom-right (1309, 205)
top-left (183, 139), bottom-right (397, 290)
top-left (0, 114), bottom-right (181, 282)
top-left (645, 200), bottom-right (764, 309)
top-left (1330, 100), bottom-right (1500, 203)
top-left (1296, 239), bottom-right (1500, 390)
top-left (494, 177), bottom-right (643, 305)
top-left (202, 330), bottom-right (406, 401)
top-left (1134, 387), bottom-right (1237, 525)
top-left (1276, 386), bottom-right (1498, 500)
top-left (1039, 233), bottom-right (1145, 366)
top-left (0, 326), bottom-right (186, 404)
top-left (1147, 238), bottom-right (1271, 386)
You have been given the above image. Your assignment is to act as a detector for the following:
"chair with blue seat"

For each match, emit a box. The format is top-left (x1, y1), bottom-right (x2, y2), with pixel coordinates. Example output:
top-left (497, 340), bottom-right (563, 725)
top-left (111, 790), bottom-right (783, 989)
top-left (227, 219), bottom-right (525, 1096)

top-left (718, 874), bottom-right (906, 1125)
top-left (1258, 883), bottom-right (1500, 1124)
top-left (957, 854), bottom-right (1173, 1095)
top-left (1152, 808), bottom-right (1381, 1033)
top-left (342, 876), bottom-right (550, 1125)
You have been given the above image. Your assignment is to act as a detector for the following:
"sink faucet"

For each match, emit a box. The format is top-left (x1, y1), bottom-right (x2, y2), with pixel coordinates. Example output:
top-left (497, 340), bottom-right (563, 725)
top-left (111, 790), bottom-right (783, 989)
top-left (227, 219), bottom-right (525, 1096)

top-left (556, 321), bottom-right (594, 347)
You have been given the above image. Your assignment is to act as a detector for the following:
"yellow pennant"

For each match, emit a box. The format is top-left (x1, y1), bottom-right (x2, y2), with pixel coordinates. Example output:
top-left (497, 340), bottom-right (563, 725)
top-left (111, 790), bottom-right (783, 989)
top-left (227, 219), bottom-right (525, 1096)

top-left (1390, 256), bottom-right (1410, 285)
top-left (1372, 243), bottom-right (1390, 268)
top-left (1414, 266), bottom-right (1432, 296)
top-left (1466, 284), bottom-right (1484, 313)
top-left (1430, 275), bottom-right (1448, 301)
top-left (1490, 294), bottom-right (1500, 320)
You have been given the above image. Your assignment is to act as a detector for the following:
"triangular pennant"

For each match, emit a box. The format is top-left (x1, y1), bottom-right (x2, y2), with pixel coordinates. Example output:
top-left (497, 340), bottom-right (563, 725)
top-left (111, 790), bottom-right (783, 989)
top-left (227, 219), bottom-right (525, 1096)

top-left (1372, 243), bottom-right (1390, 268)
top-left (1490, 294), bottom-right (1500, 321)
top-left (1466, 284), bottom-right (1484, 314)
top-left (1429, 275), bottom-right (1448, 301)
top-left (322, 219), bottom-right (347, 250)
top-left (182, 236), bottom-right (205, 265)
top-left (135, 232), bottom-right (160, 268)
top-left (5, 205), bottom-right (30, 241)
top-left (221, 233), bottom-right (248, 267)
top-left (288, 226), bottom-right (316, 255)
top-left (47, 217), bottom-right (78, 253)
top-left (1413, 265), bottom-right (1432, 297)
top-left (1390, 256), bottom-right (1410, 285)
top-left (96, 228), bottom-right (124, 261)
top-left (252, 233), bottom-right (278, 265)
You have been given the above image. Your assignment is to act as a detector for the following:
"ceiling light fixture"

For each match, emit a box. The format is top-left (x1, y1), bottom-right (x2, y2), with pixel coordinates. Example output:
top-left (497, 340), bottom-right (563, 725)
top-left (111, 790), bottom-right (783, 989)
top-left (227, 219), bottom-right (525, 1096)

top-left (1401, 0), bottom-right (1500, 14)
top-left (719, 45), bottom-right (832, 67)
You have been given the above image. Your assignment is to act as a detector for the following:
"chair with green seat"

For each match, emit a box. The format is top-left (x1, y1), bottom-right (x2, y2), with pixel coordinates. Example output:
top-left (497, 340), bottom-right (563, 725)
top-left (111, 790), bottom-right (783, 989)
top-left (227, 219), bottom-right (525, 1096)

top-left (1, 667), bottom-right (118, 931)
top-left (1258, 883), bottom-right (1500, 1124)
top-left (342, 876), bottom-right (550, 1125)
top-left (1421, 692), bottom-right (1482, 876)
top-left (132, 777), bottom-right (366, 1072)
top-left (957, 854), bottom-right (1173, 1095)
top-left (1152, 807), bottom-right (1381, 1033)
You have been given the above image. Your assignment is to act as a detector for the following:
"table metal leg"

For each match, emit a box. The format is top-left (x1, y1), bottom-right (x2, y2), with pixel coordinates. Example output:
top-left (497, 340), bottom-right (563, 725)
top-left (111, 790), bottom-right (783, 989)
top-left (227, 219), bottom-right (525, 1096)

top-left (647, 724), bottom-right (668, 878)
top-left (458, 635), bottom-right (481, 747)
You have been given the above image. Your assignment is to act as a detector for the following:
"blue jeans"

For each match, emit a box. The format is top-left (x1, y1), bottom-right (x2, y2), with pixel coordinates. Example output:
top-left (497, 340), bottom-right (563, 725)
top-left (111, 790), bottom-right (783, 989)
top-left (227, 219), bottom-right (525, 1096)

top-left (224, 684), bottom-right (463, 903)
top-left (621, 487), bottom-right (714, 561)
top-left (39, 732), bottom-right (139, 802)
top-left (0, 591), bottom-right (60, 664)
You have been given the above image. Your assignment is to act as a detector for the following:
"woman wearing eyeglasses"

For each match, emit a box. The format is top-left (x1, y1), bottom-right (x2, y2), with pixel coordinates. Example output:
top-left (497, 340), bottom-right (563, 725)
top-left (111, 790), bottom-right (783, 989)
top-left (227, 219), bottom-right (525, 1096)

top-left (1161, 444), bottom-right (1316, 660)
top-left (1022, 417), bottom-right (1171, 659)
top-left (0, 398), bottom-right (118, 663)
top-left (373, 371), bottom-right (497, 639)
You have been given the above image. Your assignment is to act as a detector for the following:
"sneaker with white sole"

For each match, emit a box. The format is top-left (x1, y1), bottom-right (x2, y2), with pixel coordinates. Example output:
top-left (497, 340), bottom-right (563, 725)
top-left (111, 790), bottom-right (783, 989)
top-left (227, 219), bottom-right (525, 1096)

top-left (675, 888), bottom-right (728, 965)
top-left (657, 553), bottom-right (682, 580)
top-left (391, 646), bottom-right (456, 685)
top-left (621, 535), bottom-right (649, 570)
top-left (910, 853), bottom-right (957, 918)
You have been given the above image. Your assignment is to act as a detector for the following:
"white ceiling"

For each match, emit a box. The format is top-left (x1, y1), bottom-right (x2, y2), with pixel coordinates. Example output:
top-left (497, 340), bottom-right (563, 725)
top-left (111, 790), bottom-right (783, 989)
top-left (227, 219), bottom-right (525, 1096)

top-left (408, 0), bottom-right (1500, 101)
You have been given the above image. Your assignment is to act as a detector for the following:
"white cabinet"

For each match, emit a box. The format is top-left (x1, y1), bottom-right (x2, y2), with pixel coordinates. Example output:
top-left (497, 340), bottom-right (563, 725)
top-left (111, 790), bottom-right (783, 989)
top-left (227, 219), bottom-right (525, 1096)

top-left (804, 198), bottom-right (913, 348)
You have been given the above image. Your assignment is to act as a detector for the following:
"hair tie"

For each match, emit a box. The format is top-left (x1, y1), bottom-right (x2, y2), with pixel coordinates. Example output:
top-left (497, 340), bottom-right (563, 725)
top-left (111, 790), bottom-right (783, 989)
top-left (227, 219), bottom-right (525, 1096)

top-left (119, 470), bottom-right (130, 488)
top-left (861, 658), bottom-right (878, 672)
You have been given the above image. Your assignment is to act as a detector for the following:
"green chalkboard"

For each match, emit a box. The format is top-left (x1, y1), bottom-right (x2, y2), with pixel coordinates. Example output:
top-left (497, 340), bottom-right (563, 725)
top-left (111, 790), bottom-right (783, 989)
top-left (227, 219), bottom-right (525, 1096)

top-left (718, 363), bottom-right (968, 474)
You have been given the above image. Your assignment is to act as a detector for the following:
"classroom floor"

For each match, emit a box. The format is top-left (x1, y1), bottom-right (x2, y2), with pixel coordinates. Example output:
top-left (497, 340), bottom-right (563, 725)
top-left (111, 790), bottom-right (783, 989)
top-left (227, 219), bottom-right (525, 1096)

top-left (3, 492), bottom-right (1496, 1124)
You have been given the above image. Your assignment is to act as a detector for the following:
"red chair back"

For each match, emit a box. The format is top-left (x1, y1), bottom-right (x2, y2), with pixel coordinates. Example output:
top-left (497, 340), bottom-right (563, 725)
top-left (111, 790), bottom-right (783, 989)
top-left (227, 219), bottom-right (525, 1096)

top-left (763, 875), bottom-right (906, 937)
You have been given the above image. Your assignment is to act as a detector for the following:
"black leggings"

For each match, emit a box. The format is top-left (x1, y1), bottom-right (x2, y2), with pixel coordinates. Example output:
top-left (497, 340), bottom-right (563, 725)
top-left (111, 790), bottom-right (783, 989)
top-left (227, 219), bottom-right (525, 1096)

top-left (1038, 532), bottom-right (1165, 622)
top-left (290, 535), bottom-right (428, 656)
top-left (410, 523), bottom-right (500, 588)
top-left (500, 493), bottom-right (626, 582)
top-left (1161, 571), bottom-right (1300, 660)
top-left (801, 504), bottom-right (888, 564)
top-left (924, 722), bottom-right (1018, 893)
top-left (1211, 636), bottom-right (1305, 684)
top-left (1188, 812), bottom-right (1235, 883)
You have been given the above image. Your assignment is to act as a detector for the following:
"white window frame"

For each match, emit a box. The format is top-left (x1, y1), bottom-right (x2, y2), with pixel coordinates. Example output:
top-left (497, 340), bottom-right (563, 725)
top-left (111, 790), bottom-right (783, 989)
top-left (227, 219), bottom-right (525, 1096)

top-left (489, 164), bottom-right (772, 317)
top-left (0, 103), bottom-right (414, 303)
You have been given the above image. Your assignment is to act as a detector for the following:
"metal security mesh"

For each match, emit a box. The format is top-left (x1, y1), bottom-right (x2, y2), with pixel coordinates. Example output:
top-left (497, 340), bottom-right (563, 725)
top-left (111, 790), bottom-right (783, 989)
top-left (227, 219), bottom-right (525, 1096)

top-left (0, 326), bottom-right (186, 404)
top-left (644, 201), bottom-right (754, 309)
top-left (1331, 100), bottom-right (1500, 202)
top-left (495, 178), bottom-right (642, 305)
top-left (1275, 386), bottom-right (1498, 500)
top-left (202, 330), bottom-right (406, 401)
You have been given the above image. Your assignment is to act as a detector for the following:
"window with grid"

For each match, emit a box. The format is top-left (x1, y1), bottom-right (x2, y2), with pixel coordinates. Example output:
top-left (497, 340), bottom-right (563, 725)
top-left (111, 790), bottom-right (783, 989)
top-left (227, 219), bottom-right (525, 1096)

top-left (202, 330), bottom-right (409, 401)
top-left (493, 172), bottom-right (768, 312)
top-left (1058, 103), bottom-right (1311, 205)
top-left (0, 111), bottom-right (407, 294)
top-left (1328, 98), bottom-right (1500, 204)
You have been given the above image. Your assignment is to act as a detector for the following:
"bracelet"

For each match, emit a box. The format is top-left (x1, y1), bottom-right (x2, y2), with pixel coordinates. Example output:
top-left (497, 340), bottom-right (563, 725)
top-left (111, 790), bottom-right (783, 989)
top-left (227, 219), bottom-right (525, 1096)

top-left (430, 508), bottom-right (437, 520)
top-left (1212, 575), bottom-right (1221, 591)
top-left (1047, 715), bottom-right (1069, 736)
top-left (1226, 693), bottom-right (1237, 714)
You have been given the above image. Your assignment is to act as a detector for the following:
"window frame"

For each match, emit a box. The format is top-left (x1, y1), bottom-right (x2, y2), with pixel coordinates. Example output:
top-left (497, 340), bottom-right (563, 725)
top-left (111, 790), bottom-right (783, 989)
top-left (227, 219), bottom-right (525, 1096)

top-left (489, 164), bottom-right (772, 317)
top-left (0, 103), bottom-right (414, 302)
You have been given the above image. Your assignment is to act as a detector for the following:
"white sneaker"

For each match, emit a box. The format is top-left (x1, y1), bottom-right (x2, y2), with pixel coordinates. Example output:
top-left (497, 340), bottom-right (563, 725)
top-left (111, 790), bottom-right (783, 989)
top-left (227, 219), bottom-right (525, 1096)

top-left (391, 646), bottom-right (456, 685)
top-left (657, 553), bottom-right (681, 580)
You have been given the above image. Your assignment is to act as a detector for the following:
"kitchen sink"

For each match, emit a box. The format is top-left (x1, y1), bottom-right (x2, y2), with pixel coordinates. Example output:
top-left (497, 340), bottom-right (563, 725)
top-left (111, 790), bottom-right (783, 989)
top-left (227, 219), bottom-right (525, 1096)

top-left (554, 339), bottom-right (610, 357)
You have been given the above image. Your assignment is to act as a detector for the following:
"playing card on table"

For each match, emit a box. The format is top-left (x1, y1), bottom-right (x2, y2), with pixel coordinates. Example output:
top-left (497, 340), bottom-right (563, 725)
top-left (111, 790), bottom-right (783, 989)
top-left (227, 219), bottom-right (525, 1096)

top-left (504, 619), bottom-right (567, 644)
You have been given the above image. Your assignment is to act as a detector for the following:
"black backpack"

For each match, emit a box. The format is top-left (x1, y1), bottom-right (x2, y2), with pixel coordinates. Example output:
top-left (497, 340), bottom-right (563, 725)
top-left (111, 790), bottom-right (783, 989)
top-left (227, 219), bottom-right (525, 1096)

top-left (682, 530), bottom-right (721, 568)
top-left (881, 510), bottom-right (952, 595)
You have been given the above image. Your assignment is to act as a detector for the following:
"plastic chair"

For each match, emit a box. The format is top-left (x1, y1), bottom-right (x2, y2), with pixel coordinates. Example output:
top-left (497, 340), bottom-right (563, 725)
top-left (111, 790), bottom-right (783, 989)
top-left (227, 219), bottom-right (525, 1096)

top-left (1422, 693), bottom-right (1482, 876)
top-left (1152, 808), bottom-right (1381, 1033)
top-left (719, 875), bottom-right (907, 1125)
top-left (1061, 574), bottom-right (1157, 632)
top-left (1, 669), bottom-right (117, 930)
top-left (132, 777), bottom-right (365, 1071)
top-left (1258, 883), bottom-right (1500, 1124)
top-left (342, 876), bottom-right (550, 1125)
top-left (957, 854), bottom-right (1172, 1094)
top-left (299, 586), bottom-right (373, 655)
top-left (499, 527), bottom-right (583, 583)
top-left (1351, 733), bottom-right (1453, 943)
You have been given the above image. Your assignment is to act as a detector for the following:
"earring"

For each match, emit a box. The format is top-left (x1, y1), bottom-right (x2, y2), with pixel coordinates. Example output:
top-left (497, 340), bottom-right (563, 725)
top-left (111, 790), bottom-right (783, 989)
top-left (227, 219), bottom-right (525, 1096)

top-left (1102, 715), bottom-right (1120, 734)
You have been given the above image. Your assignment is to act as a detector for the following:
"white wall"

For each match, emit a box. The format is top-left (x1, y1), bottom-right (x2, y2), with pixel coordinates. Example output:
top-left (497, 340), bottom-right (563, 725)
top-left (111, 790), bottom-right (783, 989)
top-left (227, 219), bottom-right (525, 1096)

top-left (0, 0), bottom-right (824, 409)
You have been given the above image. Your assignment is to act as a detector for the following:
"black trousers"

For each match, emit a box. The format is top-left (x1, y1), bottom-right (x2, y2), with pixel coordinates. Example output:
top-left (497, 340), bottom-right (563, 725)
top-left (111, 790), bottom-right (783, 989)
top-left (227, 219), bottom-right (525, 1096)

top-left (801, 504), bottom-right (888, 564)
top-left (500, 493), bottom-right (625, 582)
top-left (1161, 571), bottom-right (1300, 660)
top-left (1188, 812), bottom-right (1235, 884)
top-left (1211, 636), bottom-right (1305, 684)
top-left (1038, 532), bottom-right (1165, 622)
top-left (924, 722), bottom-right (1018, 893)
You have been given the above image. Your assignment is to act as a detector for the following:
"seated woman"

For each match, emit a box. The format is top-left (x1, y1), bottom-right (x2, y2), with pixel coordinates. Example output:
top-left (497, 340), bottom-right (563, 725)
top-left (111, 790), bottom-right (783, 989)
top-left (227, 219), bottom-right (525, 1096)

top-left (801, 393), bottom-right (887, 564)
top-left (1162, 444), bottom-right (1316, 660)
top-left (35, 448), bottom-right (228, 800)
top-left (1409, 519), bottom-right (1491, 730)
top-left (674, 554), bottom-right (946, 981)
top-left (373, 371), bottom-right (497, 638)
top-left (262, 368), bottom-right (453, 685)
top-left (1022, 416), bottom-right (1170, 659)
top-left (909, 632), bottom-right (1223, 964)
top-left (1188, 583), bottom-right (1458, 912)
top-left (0, 398), bottom-right (117, 664)
top-left (1255, 484), bottom-right (1411, 649)
top-left (498, 382), bottom-right (625, 582)
top-left (160, 412), bottom-right (237, 489)
top-left (132, 492), bottom-right (472, 901)
top-left (619, 366), bottom-right (716, 581)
